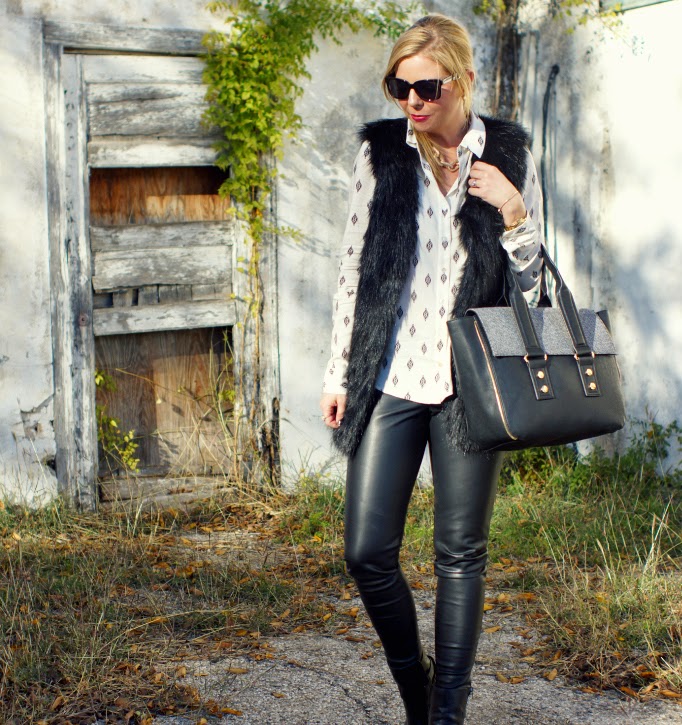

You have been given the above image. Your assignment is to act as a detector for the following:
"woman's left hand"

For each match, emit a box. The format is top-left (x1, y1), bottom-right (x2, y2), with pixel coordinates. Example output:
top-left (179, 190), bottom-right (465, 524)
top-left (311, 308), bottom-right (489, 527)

top-left (468, 161), bottom-right (526, 225)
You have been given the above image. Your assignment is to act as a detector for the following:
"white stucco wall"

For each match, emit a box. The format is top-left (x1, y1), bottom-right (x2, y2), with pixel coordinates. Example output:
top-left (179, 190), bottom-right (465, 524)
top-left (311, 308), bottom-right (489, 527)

top-left (518, 1), bottom-right (682, 456)
top-left (2, 0), bottom-right (679, 502)
top-left (0, 0), bottom-right (223, 503)
top-left (0, 9), bottom-right (58, 504)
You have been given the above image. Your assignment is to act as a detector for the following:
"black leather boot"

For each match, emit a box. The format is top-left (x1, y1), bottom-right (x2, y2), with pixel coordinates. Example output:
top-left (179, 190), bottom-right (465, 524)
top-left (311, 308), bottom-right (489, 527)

top-left (428, 683), bottom-right (472, 725)
top-left (391, 650), bottom-right (436, 725)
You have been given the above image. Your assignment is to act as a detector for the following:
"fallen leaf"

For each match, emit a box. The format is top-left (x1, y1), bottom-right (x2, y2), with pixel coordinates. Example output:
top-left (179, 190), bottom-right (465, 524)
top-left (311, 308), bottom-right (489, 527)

top-left (509, 676), bottom-right (525, 684)
top-left (619, 687), bottom-right (638, 699)
top-left (483, 603), bottom-right (495, 612)
top-left (545, 668), bottom-right (558, 681)
top-left (227, 667), bottom-right (249, 674)
top-left (272, 692), bottom-right (286, 698)
top-left (484, 626), bottom-right (501, 634)
top-left (50, 695), bottom-right (66, 711)
top-left (660, 690), bottom-right (682, 699)
top-left (221, 706), bottom-right (243, 715)
top-left (176, 665), bottom-right (187, 678)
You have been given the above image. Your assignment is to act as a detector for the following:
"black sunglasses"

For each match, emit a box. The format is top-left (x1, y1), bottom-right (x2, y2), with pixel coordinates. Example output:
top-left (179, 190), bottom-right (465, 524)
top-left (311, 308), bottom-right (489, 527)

top-left (386, 74), bottom-right (458, 102)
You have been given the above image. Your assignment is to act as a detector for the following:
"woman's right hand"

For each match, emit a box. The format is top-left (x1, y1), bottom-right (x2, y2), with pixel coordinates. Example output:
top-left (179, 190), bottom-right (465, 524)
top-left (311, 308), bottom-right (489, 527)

top-left (320, 393), bottom-right (346, 429)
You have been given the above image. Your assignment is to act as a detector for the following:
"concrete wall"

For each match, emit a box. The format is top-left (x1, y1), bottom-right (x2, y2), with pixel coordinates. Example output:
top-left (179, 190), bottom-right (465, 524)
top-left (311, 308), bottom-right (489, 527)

top-left (0, 8), bottom-right (59, 504)
top-left (0, 0), bottom-right (222, 503)
top-left (517, 1), bottom-right (682, 456)
top-left (1, 0), bottom-right (679, 502)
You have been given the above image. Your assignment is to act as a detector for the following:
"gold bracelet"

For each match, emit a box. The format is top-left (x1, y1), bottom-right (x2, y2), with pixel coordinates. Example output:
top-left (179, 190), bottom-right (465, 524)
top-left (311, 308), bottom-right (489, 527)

top-left (504, 212), bottom-right (527, 232)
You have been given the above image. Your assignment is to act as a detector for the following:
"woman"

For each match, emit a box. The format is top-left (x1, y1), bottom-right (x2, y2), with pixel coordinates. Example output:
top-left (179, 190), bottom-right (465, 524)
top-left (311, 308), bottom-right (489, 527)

top-left (320, 14), bottom-right (543, 725)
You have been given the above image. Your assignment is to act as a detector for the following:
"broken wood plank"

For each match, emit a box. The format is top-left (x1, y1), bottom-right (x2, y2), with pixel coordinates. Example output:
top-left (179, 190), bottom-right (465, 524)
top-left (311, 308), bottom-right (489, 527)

top-left (90, 221), bottom-right (235, 252)
top-left (138, 285), bottom-right (159, 306)
top-left (92, 245), bottom-right (231, 291)
top-left (88, 137), bottom-right (218, 168)
top-left (113, 289), bottom-right (135, 307)
top-left (191, 283), bottom-right (232, 301)
top-left (93, 299), bottom-right (237, 336)
top-left (82, 54), bottom-right (204, 84)
top-left (158, 285), bottom-right (192, 304)
top-left (44, 21), bottom-right (204, 55)
top-left (88, 83), bottom-right (216, 138)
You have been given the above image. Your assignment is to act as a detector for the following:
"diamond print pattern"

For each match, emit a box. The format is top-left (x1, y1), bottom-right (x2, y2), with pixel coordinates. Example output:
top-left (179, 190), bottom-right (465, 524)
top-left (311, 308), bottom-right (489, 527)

top-left (343, 316), bottom-right (350, 327)
top-left (407, 358), bottom-right (414, 370)
top-left (395, 341), bottom-right (401, 353)
top-left (392, 375), bottom-right (399, 386)
top-left (437, 340), bottom-right (444, 351)
top-left (412, 255), bottom-right (419, 267)
top-left (351, 213), bottom-right (358, 226)
top-left (409, 325), bottom-right (416, 336)
top-left (439, 307), bottom-right (446, 317)
top-left (442, 240), bottom-right (448, 249)
top-left (440, 273), bottom-right (447, 284)
top-left (397, 306), bottom-right (404, 319)
top-left (421, 343), bottom-right (427, 354)
top-left (425, 274), bottom-right (431, 286)
top-left (347, 246), bottom-right (354, 256)
top-left (426, 240), bottom-right (433, 252)
top-left (423, 309), bottom-right (429, 320)
top-left (427, 207), bottom-right (434, 218)
top-left (410, 290), bottom-right (417, 302)
top-left (356, 180), bottom-right (362, 192)
top-left (420, 376), bottom-right (426, 388)
top-left (453, 251), bottom-right (460, 262)
top-left (424, 177), bottom-right (430, 187)
top-left (339, 275), bottom-right (345, 285)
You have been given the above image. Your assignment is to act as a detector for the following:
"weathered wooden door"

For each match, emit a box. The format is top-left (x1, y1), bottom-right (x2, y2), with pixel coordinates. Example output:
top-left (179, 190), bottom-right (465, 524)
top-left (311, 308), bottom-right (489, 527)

top-left (45, 27), bottom-right (279, 508)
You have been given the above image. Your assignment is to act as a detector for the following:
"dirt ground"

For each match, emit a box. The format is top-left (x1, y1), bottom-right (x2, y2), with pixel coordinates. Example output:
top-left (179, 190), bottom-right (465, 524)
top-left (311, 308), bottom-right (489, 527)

top-left (148, 588), bottom-right (682, 725)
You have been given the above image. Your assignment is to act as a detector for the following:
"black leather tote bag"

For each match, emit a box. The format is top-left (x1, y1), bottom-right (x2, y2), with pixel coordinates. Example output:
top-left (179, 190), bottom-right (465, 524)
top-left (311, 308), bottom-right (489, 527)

top-left (447, 247), bottom-right (625, 451)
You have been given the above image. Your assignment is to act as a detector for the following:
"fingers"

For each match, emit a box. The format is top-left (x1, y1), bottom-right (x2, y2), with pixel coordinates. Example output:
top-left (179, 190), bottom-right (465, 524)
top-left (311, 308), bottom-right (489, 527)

top-left (319, 394), bottom-right (346, 429)
top-left (467, 161), bottom-right (518, 210)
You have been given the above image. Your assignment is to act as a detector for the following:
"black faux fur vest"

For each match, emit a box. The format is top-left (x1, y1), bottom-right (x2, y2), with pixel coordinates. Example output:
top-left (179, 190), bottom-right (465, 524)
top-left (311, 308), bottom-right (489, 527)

top-left (332, 116), bottom-right (530, 456)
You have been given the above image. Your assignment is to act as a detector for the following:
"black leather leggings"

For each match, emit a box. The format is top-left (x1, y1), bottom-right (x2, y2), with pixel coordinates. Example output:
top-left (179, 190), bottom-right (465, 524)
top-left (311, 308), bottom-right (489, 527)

top-left (344, 392), bottom-right (504, 689)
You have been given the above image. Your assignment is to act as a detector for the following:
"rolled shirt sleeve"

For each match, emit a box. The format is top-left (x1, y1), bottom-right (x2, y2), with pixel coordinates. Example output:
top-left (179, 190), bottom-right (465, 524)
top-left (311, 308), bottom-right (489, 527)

top-left (499, 149), bottom-right (544, 294)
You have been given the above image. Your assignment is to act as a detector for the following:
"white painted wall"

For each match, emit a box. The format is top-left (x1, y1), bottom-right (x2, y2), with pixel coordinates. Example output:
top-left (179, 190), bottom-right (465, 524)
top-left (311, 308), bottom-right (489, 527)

top-left (0, 0), bottom-right (223, 503)
top-left (518, 1), bottom-right (682, 457)
top-left (1, 0), bottom-right (679, 502)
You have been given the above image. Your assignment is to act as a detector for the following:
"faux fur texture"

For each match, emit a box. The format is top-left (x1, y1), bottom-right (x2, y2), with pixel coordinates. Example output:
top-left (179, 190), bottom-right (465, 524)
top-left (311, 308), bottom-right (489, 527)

top-left (332, 116), bottom-right (530, 456)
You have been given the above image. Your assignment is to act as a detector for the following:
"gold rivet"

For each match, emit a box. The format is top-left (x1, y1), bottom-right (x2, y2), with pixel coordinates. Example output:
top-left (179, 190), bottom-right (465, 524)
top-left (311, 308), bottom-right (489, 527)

top-left (536, 370), bottom-right (545, 379)
top-left (589, 382), bottom-right (597, 390)
top-left (540, 385), bottom-right (549, 393)
top-left (586, 368), bottom-right (593, 376)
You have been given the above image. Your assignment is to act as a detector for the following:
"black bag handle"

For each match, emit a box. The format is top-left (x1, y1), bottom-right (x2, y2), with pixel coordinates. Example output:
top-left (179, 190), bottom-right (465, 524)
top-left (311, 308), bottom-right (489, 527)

top-left (504, 245), bottom-right (594, 360)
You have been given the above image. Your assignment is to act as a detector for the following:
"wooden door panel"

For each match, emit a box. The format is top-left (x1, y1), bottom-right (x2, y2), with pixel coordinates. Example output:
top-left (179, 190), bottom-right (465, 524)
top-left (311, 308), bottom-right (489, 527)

top-left (95, 328), bottom-right (233, 477)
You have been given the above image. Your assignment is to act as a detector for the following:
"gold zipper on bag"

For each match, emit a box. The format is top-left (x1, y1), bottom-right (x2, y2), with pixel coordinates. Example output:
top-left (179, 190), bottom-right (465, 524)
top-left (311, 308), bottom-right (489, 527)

top-left (473, 319), bottom-right (517, 441)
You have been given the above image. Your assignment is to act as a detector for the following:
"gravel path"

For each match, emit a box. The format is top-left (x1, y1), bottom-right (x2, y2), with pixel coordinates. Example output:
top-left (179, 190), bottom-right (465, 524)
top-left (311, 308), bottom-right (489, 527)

top-left (151, 591), bottom-right (682, 724)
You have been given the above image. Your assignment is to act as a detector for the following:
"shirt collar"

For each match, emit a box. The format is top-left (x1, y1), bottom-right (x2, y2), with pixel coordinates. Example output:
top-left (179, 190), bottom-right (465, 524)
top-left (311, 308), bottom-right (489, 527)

top-left (405, 112), bottom-right (486, 158)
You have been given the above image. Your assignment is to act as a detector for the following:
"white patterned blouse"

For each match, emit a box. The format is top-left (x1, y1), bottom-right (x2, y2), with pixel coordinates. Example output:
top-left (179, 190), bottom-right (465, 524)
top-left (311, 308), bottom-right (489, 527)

top-left (323, 113), bottom-right (544, 404)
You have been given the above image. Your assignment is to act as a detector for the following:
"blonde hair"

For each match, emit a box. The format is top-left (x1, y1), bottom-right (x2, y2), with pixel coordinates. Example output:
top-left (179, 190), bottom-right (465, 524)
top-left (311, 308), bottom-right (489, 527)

top-left (382, 15), bottom-right (475, 185)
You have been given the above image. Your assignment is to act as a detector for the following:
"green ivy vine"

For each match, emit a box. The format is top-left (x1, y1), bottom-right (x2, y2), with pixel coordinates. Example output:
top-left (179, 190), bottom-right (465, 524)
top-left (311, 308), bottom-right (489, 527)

top-left (200, 0), bottom-right (417, 482)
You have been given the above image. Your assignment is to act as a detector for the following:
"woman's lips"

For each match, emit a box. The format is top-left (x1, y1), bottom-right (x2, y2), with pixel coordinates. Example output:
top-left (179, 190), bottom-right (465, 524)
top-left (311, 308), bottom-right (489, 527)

top-left (411, 114), bottom-right (430, 122)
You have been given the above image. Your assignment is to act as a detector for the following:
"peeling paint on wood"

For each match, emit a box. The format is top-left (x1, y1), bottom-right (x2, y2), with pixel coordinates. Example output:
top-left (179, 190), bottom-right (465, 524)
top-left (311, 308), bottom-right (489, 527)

top-left (90, 221), bottom-right (236, 251)
top-left (44, 21), bottom-right (204, 55)
top-left (92, 245), bottom-right (232, 290)
top-left (93, 299), bottom-right (237, 336)
top-left (88, 138), bottom-right (217, 168)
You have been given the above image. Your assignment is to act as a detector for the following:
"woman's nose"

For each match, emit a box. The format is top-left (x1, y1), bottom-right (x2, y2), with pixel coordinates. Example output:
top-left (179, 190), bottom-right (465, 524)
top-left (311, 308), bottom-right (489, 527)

top-left (407, 89), bottom-right (423, 108)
